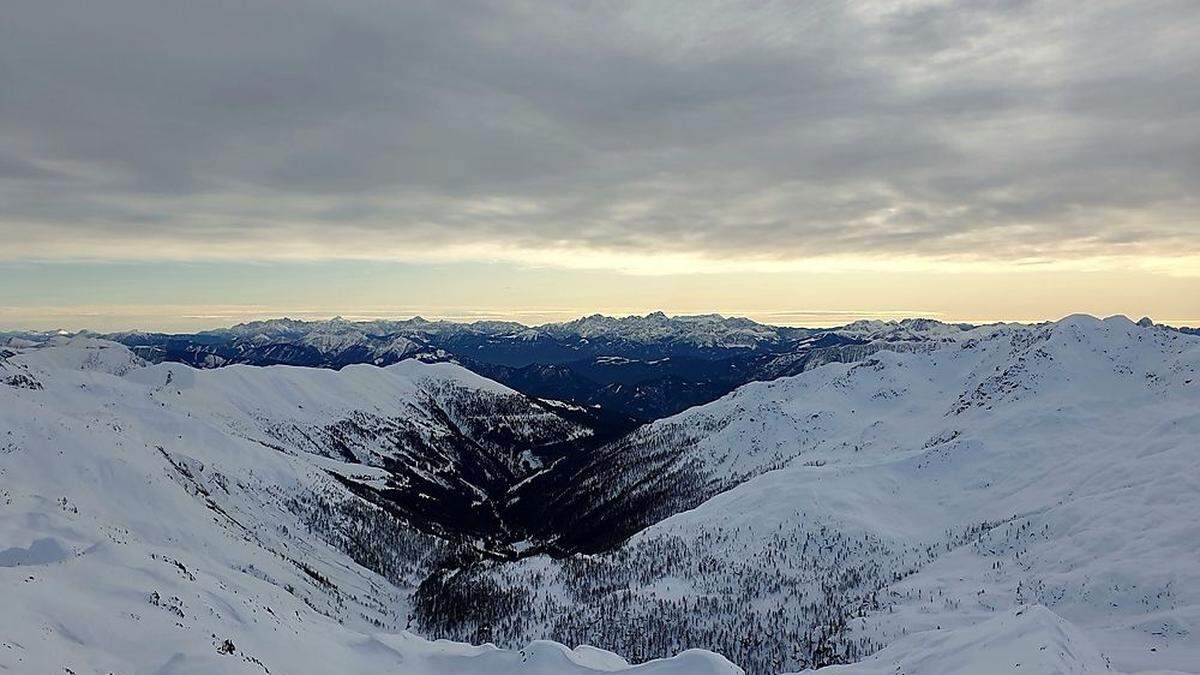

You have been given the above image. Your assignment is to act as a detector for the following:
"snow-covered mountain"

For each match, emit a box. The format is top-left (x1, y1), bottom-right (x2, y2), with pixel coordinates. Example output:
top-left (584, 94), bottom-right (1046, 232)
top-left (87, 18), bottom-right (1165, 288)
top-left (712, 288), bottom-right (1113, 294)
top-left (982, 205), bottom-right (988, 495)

top-left (93, 311), bottom-right (813, 368)
top-left (423, 316), bottom-right (1200, 673)
top-left (14, 312), bottom-right (1189, 427)
top-left (0, 337), bottom-right (736, 674)
top-left (5, 314), bottom-right (819, 425)
top-left (204, 312), bottom-right (809, 353)
top-left (83, 314), bottom-right (940, 424)
top-left (3, 316), bottom-right (1198, 674)
top-left (541, 312), bottom-right (811, 351)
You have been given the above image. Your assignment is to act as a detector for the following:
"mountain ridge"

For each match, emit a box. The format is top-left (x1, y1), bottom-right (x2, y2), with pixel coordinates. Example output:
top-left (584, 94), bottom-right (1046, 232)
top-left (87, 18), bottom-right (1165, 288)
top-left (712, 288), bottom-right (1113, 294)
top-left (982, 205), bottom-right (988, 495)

top-left (2, 314), bottom-right (1197, 674)
top-left (417, 314), bottom-right (1200, 672)
top-left (20, 312), bottom-right (1189, 427)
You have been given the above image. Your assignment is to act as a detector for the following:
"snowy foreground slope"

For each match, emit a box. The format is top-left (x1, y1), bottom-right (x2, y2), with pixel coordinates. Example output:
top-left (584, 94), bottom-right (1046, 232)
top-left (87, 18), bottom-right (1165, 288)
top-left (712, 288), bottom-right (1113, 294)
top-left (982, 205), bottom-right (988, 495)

top-left (430, 316), bottom-right (1200, 674)
top-left (0, 339), bottom-right (734, 674)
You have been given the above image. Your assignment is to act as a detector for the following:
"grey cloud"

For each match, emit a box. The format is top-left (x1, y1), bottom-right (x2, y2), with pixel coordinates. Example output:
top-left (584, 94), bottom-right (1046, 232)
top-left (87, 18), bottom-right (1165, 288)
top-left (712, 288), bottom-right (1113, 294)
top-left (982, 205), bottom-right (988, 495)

top-left (1, 0), bottom-right (1197, 263)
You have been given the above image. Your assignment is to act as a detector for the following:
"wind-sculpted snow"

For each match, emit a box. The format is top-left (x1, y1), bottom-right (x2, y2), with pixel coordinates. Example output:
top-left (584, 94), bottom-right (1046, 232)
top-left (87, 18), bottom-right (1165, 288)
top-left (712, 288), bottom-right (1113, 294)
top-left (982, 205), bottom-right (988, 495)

top-left (421, 316), bottom-right (1200, 674)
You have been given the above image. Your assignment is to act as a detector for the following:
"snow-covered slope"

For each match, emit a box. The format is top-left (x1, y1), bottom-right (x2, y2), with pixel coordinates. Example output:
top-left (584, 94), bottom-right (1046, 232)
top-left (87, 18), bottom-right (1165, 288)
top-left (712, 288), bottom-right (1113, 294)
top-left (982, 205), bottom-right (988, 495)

top-left (0, 339), bottom-right (740, 674)
top-left (797, 605), bottom-right (1112, 675)
top-left (5, 317), bottom-right (1199, 674)
top-left (430, 316), bottom-right (1200, 673)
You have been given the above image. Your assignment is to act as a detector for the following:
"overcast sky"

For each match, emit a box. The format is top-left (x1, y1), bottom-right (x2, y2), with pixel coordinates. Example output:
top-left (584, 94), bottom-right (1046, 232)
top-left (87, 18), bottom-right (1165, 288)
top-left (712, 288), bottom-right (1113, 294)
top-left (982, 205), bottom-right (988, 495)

top-left (2, 0), bottom-right (1198, 329)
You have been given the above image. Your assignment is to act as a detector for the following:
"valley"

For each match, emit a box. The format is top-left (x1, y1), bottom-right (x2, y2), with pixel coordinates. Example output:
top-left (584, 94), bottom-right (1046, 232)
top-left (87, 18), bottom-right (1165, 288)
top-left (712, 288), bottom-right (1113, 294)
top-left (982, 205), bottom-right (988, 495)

top-left (2, 313), bottom-right (1198, 674)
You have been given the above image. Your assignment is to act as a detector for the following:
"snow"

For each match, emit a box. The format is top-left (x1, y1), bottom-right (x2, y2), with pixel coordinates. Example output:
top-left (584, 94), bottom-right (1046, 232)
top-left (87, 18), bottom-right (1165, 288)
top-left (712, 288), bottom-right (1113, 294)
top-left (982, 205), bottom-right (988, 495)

top-left (797, 605), bottom-right (1111, 675)
top-left (0, 338), bottom-right (729, 675)
top-left (542, 312), bottom-right (807, 349)
top-left (654, 316), bottom-right (1200, 671)
top-left (536, 397), bottom-right (589, 413)
top-left (194, 311), bottom-right (791, 351)
top-left (460, 315), bottom-right (1200, 673)
top-left (3, 316), bottom-right (1199, 673)
top-left (404, 639), bottom-right (740, 674)
top-left (595, 356), bottom-right (638, 364)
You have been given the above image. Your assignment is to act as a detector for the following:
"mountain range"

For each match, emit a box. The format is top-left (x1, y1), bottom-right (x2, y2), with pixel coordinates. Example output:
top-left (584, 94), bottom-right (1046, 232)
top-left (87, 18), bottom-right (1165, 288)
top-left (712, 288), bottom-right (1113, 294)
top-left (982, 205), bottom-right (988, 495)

top-left (2, 313), bottom-right (1198, 674)
top-left (4, 312), bottom-right (1026, 427)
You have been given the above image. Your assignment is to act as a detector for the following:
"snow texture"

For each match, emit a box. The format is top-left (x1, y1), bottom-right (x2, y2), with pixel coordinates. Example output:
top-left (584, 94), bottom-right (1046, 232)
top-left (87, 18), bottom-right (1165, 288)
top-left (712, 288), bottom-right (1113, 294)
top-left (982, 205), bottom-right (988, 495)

top-left (0, 338), bottom-right (729, 674)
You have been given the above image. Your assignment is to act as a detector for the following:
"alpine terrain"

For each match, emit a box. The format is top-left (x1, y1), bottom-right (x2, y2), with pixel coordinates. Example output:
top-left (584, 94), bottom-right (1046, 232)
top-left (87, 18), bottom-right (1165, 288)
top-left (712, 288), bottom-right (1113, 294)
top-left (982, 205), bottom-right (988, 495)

top-left (1, 313), bottom-right (1197, 674)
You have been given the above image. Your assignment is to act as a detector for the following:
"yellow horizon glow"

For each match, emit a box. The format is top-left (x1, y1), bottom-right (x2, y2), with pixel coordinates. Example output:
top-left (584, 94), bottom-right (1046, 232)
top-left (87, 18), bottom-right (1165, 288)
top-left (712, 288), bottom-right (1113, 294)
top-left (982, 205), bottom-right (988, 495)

top-left (4, 227), bottom-right (1200, 278)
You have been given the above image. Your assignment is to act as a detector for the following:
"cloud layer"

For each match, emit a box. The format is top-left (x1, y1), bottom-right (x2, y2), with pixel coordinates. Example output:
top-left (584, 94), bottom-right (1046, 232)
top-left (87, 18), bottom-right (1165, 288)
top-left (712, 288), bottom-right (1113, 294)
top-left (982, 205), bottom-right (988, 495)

top-left (3, 0), bottom-right (1198, 269)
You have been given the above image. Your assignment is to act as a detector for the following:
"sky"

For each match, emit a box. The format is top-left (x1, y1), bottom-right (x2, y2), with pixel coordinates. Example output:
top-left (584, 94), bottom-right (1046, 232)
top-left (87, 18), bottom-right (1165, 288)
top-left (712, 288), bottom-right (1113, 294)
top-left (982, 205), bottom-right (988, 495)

top-left (2, 0), bottom-right (1198, 331)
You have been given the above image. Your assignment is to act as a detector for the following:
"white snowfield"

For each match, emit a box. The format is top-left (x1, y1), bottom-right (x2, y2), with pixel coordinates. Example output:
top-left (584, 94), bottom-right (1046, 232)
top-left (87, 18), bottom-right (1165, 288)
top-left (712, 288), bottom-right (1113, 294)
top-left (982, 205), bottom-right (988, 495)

top-left (462, 315), bottom-right (1200, 674)
top-left (671, 315), bottom-right (1200, 674)
top-left (0, 338), bottom-right (732, 674)
top-left (2, 315), bottom-right (1199, 674)
top-left (796, 605), bottom-right (1112, 675)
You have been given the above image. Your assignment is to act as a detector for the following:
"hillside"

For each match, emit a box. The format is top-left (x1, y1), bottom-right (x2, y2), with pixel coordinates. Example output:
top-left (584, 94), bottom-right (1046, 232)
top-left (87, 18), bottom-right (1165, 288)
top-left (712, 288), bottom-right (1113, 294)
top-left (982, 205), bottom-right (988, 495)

top-left (0, 339), bottom-right (736, 673)
top-left (424, 316), bottom-right (1200, 673)
top-left (3, 317), bottom-right (1198, 674)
